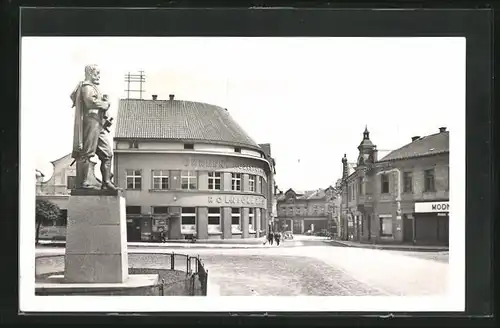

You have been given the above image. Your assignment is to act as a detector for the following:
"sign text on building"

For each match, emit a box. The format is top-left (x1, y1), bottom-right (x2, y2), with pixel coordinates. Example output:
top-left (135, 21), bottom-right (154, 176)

top-left (415, 201), bottom-right (449, 213)
top-left (183, 158), bottom-right (265, 176)
top-left (208, 195), bottom-right (265, 206)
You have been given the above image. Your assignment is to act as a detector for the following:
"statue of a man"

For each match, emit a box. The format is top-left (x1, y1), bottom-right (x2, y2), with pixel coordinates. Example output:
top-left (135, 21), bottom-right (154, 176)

top-left (70, 64), bottom-right (119, 191)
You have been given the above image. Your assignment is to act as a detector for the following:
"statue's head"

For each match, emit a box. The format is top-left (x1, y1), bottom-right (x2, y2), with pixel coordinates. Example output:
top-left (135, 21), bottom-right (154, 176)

top-left (84, 64), bottom-right (100, 85)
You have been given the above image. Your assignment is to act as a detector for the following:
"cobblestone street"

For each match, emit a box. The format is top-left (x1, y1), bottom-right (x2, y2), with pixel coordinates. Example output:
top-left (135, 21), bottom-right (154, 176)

top-left (200, 254), bottom-right (385, 296)
top-left (36, 238), bottom-right (449, 297)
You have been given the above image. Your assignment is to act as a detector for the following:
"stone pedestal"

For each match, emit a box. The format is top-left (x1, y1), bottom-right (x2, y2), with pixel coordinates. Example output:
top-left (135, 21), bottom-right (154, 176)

top-left (65, 189), bottom-right (128, 283)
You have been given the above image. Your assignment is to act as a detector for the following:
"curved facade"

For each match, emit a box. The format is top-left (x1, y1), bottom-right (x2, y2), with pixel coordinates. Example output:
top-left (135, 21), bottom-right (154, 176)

top-left (114, 96), bottom-right (275, 241)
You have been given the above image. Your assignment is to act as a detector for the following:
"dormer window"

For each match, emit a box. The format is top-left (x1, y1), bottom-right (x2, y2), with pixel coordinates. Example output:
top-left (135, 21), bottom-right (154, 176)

top-left (129, 140), bottom-right (139, 149)
top-left (184, 144), bottom-right (194, 150)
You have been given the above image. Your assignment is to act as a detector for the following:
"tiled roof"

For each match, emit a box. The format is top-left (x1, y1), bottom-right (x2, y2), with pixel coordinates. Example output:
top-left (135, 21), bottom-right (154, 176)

top-left (115, 99), bottom-right (261, 150)
top-left (379, 131), bottom-right (449, 162)
top-left (277, 188), bottom-right (328, 201)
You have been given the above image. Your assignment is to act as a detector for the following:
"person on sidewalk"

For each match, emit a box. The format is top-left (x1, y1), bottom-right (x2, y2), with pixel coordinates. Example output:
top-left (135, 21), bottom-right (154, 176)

top-left (267, 231), bottom-right (274, 246)
top-left (159, 229), bottom-right (166, 243)
top-left (274, 231), bottom-right (281, 246)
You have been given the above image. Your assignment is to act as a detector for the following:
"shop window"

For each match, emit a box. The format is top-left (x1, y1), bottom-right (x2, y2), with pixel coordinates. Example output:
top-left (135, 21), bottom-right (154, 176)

top-left (380, 217), bottom-right (393, 236)
top-left (231, 173), bottom-right (241, 191)
top-left (126, 206), bottom-right (142, 215)
top-left (152, 170), bottom-right (169, 190)
top-left (208, 172), bottom-right (221, 191)
top-left (403, 171), bottom-right (413, 193)
top-left (424, 169), bottom-right (435, 192)
top-left (231, 208), bottom-right (241, 232)
top-left (181, 207), bottom-right (196, 233)
top-left (208, 207), bottom-right (221, 233)
top-left (381, 174), bottom-right (389, 194)
top-left (152, 206), bottom-right (168, 214)
top-left (126, 169), bottom-right (142, 190)
top-left (181, 170), bottom-right (197, 190)
top-left (249, 208), bottom-right (255, 232)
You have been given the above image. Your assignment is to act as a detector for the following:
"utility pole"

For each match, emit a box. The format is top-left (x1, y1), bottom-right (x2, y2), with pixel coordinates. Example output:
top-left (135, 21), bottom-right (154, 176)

top-left (124, 70), bottom-right (146, 99)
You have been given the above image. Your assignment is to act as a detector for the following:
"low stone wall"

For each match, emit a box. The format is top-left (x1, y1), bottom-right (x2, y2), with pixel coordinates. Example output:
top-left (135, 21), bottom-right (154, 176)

top-left (35, 254), bottom-right (208, 296)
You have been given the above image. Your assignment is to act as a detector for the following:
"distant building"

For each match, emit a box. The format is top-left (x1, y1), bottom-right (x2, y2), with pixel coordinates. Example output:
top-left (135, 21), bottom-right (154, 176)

top-left (36, 153), bottom-right (100, 210)
top-left (276, 186), bottom-right (336, 234)
top-left (35, 153), bottom-right (100, 240)
top-left (113, 95), bottom-right (276, 242)
top-left (339, 126), bottom-right (449, 246)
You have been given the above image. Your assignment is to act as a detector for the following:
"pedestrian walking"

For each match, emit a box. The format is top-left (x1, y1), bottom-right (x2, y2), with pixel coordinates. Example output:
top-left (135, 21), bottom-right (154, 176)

top-left (160, 230), bottom-right (166, 243)
top-left (267, 231), bottom-right (274, 245)
top-left (274, 231), bottom-right (281, 246)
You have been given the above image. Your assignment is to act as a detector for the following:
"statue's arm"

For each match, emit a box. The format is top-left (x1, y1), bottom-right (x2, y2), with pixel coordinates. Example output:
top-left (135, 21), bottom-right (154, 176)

top-left (81, 85), bottom-right (110, 111)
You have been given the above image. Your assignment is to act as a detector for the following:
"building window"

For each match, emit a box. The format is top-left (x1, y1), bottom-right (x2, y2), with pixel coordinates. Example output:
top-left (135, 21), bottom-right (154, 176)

top-left (249, 208), bottom-right (255, 232)
top-left (248, 175), bottom-right (256, 192)
top-left (181, 207), bottom-right (196, 233)
top-left (424, 169), bottom-right (435, 192)
top-left (181, 170), bottom-right (197, 190)
top-left (184, 143), bottom-right (194, 150)
top-left (381, 174), bottom-right (389, 194)
top-left (403, 171), bottom-right (413, 193)
top-left (126, 206), bottom-right (141, 215)
top-left (380, 217), bottom-right (393, 236)
top-left (234, 147), bottom-right (241, 153)
top-left (126, 169), bottom-right (142, 190)
top-left (358, 178), bottom-right (363, 195)
top-left (152, 170), bottom-right (169, 190)
top-left (207, 172), bottom-right (221, 191)
top-left (66, 176), bottom-right (76, 190)
top-left (231, 173), bottom-right (241, 191)
top-left (152, 206), bottom-right (168, 214)
top-left (259, 176), bottom-right (263, 193)
top-left (231, 208), bottom-right (241, 232)
top-left (208, 208), bottom-right (221, 233)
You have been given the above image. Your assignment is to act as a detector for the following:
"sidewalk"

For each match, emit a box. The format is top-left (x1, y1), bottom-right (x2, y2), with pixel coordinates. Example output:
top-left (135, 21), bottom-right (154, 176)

top-left (329, 239), bottom-right (449, 252)
top-left (38, 237), bottom-right (274, 249)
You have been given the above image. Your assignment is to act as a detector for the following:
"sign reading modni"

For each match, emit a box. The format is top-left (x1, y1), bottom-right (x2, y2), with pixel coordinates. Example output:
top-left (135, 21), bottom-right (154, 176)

top-left (208, 195), bottom-right (265, 206)
top-left (415, 201), bottom-right (449, 213)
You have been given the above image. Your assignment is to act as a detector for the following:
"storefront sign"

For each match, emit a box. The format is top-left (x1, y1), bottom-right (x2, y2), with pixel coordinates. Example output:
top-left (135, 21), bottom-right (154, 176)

top-left (415, 201), bottom-right (449, 213)
top-left (208, 195), bottom-right (265, 206)
top-left (183, 158), bottom-right (266, 176)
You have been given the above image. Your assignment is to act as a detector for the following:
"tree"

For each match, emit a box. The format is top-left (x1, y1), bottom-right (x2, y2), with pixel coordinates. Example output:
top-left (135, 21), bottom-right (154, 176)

top-left (35, 199), bottom-right (61, 245)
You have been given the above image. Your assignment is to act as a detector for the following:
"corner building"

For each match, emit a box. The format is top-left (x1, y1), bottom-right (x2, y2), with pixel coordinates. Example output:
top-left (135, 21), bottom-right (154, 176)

top-left (113, 96), bottom-right (276, 241)
top-left (340, 127), bottom-right (449, 246)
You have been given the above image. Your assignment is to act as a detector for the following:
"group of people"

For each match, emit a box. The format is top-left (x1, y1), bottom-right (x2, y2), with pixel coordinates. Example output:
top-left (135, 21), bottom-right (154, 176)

top-left (265, 231), bottom-right (282, 246)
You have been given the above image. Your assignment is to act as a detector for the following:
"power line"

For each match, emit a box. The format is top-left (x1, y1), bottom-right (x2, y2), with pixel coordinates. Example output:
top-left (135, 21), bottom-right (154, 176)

top-left (124, 70), bottom-right (146, 99)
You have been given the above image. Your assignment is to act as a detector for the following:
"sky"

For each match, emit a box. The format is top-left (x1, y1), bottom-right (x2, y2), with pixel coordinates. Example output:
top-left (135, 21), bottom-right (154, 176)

top-left (21, 37), bottom-right (465, 191)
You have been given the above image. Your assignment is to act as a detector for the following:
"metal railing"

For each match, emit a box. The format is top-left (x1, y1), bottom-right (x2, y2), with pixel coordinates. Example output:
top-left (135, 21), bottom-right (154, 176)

top-left (35, 252), bottom-right (209, 296)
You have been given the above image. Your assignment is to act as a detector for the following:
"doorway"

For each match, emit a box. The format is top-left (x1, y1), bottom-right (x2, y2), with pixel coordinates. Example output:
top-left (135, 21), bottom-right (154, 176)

top-left (403, 214), bottom-right (414, 243)
top-left (126, 218), bottom-right (142, 242)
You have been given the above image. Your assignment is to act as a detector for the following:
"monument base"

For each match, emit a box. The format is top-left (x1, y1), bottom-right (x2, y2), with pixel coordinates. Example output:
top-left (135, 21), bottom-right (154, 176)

top-left (65, 189), bottom-right (128, 283)
top-left (35, 274), bottom-right (160, 296)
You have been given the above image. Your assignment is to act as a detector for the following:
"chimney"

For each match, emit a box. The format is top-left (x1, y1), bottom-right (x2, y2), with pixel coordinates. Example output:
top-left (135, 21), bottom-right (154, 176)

top-left (169, 94), bottom-right (175, 101)
top-left (152, 94), bottom-right (158, 100)
top-left (439, 127), bottom-right (447, 133)
top-left (412, 136), bottom-right (420, 142)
